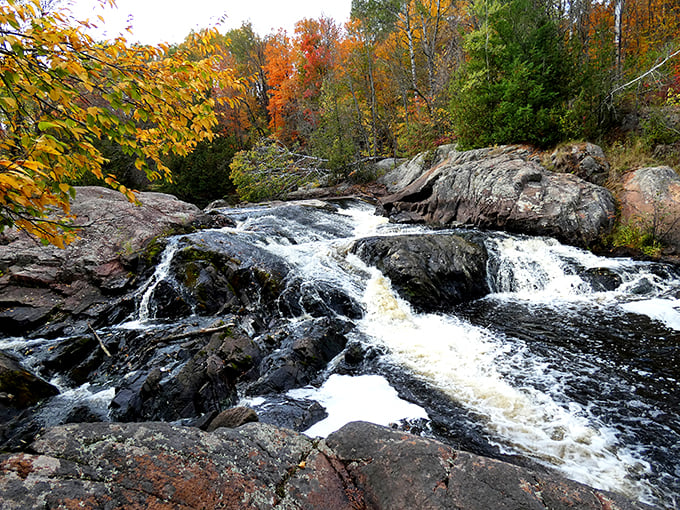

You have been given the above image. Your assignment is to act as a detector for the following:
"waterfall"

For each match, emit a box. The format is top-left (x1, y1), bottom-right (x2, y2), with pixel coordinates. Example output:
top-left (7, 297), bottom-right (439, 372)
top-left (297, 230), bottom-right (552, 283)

top-left (125, 237), bottom-right (181, 326)
top-left (4, 199), bottom-right (678, 507)
top-left (358, 266), bottom-right (651, 499)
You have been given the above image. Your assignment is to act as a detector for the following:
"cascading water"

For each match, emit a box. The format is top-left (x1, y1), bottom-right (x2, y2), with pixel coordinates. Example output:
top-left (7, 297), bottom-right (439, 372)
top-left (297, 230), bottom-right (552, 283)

top-left (3, 199), bottom-right (679, 508)
top-left (230, 201), bottom-right (679, 507)
top-left (132, 237), bottom-right (181, 324)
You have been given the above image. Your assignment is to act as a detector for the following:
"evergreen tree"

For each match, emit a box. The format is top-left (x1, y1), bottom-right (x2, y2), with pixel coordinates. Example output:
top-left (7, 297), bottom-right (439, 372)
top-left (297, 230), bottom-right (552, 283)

top-left (450, 0), bottom-right (574, 148)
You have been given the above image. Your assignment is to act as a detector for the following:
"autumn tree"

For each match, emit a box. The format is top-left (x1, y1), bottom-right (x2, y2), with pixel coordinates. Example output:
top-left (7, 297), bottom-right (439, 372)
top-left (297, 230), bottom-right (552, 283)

top-left (222, 23), bottom-right (270, 140)
top-left (0, 0), bottom-right (241, 246)
top-left (263, 30), bottom-right (298, 143)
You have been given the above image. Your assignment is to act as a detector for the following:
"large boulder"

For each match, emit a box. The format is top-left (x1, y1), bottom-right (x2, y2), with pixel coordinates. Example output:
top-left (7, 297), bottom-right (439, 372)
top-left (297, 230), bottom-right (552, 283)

top-left (327, 422), bottom-right (653, 510)
top-left (379, 146), bottom-right (616, 248)
top-left (162, 233), bottom-right (291, 319)
top-left (0, 421), bottom-right (653, 509)
top-left (0, 186), bottom-right (202, 336)
top-left (351, 234), bottom-right (489, 312)
top-left (618, 166), bottom-right (680, 254)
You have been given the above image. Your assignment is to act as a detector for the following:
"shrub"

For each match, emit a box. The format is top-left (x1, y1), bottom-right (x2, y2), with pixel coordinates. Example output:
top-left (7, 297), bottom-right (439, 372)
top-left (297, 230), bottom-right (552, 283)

top-left (230, 139), bottom-right (331, 202)
top-left (159, 136), bottom-right (240, 208)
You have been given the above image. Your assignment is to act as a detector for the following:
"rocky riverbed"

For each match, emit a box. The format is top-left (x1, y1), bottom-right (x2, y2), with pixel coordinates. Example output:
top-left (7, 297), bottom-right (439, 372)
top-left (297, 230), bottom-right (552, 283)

top-left (1, 145), bottom-right (679, 508)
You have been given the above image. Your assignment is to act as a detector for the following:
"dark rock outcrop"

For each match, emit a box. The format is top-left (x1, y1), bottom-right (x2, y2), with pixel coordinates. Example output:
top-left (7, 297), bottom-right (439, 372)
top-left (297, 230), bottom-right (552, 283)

top-left (0, 351), bottom-right (58, 410)
top-left (110, 327), bottom-right (262, 422)
top-left (0, 352), bottom-right (59, 452)
top-left (618, 166), bottom-right (680, 254)
top-left (0, 420), bottom-right (653, 510)
top-left (249, 317), bottom-right (351, 394)
top-left (351, 234), bottom-right (489, 311)
top-left (380, 145), bottom-right (616, 248)
top-left (164, 234), bottom-right (290, 319)
top-left (0, 186), bottom-right (201, 337)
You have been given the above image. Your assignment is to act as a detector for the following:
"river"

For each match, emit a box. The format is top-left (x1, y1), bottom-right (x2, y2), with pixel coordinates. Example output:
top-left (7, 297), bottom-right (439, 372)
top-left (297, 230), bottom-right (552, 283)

top-left (1, 199), bottom-right (678, 508)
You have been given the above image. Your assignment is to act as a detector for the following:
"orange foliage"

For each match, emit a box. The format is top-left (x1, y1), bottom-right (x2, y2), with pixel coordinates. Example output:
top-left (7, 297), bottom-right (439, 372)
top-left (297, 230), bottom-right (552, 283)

top-left (263, 31), bottom-right (297, 141)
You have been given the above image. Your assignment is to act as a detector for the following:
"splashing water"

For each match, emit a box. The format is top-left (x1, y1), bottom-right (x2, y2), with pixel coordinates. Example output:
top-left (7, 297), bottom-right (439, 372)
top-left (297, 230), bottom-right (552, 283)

top-left (358, 266), bottom-right (653, 500)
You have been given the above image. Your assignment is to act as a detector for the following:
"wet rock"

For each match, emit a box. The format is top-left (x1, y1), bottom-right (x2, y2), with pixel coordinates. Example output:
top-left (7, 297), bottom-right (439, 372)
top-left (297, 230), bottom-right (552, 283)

top-left (168, 234), bottom-right (289, 319)
top-left (111, 328), bottom-right (261, 422)
top-left (149, 279), bottom-right (194, 318)
top-left (40, 335), bottom-right (105, 386)
top-left (581, 267), bottom-right (623, 292)
top-left (0, 305), bottom-right (54, 337)
top-left (618, 166), bottom-right (680, 254)
top-left (0, 421), bottom-right (654, 510)
top-left (205, 406), bottom-right (259, 431)
top-left (254, 398), bottom-right (328, 432)
top-left (344, 341), bottom-right (365, 365)
top-left (0, 352), bottom-right (58, 410)
top-left (380, 145), bottom-right (615, 248)
top-left (63, 405), bottom-right (102, 424)
top-left (191, 210), bottom-right (237, 229)
top-left (249, 318), bottom-right (351, 394)
top-left (0, 410), bottom-right (44, 452)
top-left (278, 279), bottom-right (362, 319)
top-left (351, 234), bottom-right (489, 312)
top-left (0, 352), bottom-right (59, 452)
top-left (0, 186), bottom-right (201, 336)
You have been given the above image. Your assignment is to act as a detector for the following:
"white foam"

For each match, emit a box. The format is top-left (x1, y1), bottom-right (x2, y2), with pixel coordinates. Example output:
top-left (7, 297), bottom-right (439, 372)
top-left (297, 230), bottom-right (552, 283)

top-left (488, 236), bottom-right (592, 299)
top-left (336, 203), bottom-right (389, 237)
top-left (358, 269), bottom-right (650, 498)
top-left (287, 374), bottom-right (428, 438)
top-left (38, 382), bottom-right (115, 426)
top-left (620, 298), bottom-right (680, 331)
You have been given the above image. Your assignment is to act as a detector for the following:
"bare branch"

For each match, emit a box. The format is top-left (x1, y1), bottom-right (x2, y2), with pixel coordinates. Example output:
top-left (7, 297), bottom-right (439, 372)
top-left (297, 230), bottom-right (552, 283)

top-left (605, 46), bottom-right (680, 105)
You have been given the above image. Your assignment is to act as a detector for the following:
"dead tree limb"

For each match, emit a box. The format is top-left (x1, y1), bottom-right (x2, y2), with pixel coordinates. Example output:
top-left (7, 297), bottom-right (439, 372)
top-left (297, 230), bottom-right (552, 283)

top-left (605, 46), bottom-right (680, 106)
top-left (88, 323), bottom-right (112, 357)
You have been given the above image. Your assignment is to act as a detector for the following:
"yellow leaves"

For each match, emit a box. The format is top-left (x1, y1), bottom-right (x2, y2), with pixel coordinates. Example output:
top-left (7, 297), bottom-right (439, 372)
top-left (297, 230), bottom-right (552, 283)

top-left (0, 96), bottom-right (17, 110)
top-left (34, 136), bottom-right (64, 157)
top-left (0, 0), bottom-right (242, 247)
top-left (0, 172), bottom-right (29, 194)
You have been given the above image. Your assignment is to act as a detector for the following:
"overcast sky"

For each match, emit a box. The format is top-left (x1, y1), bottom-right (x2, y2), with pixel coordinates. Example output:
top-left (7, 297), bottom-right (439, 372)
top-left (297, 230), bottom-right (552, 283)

top-left (67, 0), bottom-right (352, 45)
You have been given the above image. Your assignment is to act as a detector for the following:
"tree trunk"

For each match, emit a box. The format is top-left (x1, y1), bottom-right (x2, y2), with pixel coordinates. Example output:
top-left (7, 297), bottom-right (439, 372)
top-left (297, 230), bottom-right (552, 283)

top-left (405, 5), bottom-right (419, 101)
top-left (614, 0), bottom-right (625, 79)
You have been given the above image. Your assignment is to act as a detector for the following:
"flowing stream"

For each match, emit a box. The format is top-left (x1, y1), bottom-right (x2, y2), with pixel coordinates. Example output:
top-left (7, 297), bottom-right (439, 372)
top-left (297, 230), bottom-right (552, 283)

top-left (226, 200), bottom-right (680, 508)
top-left (2, 199), bottom-right (679, 508)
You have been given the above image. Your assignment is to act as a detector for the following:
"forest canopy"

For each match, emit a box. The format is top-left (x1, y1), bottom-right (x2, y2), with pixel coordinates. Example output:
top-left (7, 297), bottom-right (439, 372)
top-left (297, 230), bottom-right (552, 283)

top-left (219, 0), bottom-right (680, 199)
top-left (1, 0), bottom-right (679, 243)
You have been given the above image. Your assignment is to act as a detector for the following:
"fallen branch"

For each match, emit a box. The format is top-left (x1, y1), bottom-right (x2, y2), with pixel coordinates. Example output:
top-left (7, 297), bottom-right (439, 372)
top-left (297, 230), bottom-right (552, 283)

top-left (156, 323), bottom-right (236, 343)
top-left (88, 323), bottom-right (112, 357)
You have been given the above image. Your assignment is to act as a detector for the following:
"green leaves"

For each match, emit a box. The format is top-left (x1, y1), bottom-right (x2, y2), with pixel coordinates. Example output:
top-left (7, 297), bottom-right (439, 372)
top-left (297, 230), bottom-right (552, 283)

top-left (450, 0), bottom-right (572, 149)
